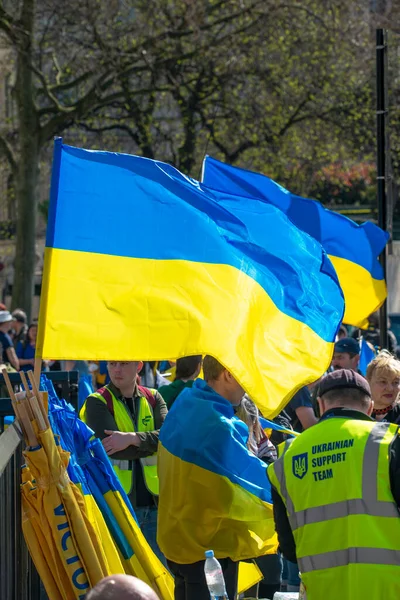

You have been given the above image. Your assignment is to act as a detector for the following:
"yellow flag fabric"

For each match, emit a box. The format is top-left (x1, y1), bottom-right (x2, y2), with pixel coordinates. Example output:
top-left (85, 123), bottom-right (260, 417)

top-left (238, 561), bottom-right (263, 595)
top-left (78, 486), bottom-right (125, 575)
top-left (101, 487), bottom-right (174, 600)
top-left (158, 381), bottom-right (278, 564)
top-left (86, 438), bottom-right (174, 600)
top-left (21, 480), bottom-right (64, 600)
top-left (22, 429), bottom-right (109, 599)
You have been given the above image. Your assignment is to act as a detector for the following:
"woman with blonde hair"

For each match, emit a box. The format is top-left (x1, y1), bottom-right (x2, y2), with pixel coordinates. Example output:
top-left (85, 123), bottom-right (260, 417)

top-left (366, 350), bottom-right (400, 423)
top-left (236, 395), bottom-right (277, 463)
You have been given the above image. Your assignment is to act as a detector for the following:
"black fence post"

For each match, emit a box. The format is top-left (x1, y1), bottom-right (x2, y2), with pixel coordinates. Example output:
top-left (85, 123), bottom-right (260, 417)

top-left (0, 425), bottom-right (42, 600)
top-left (376, 28), bottom-right (389, 349)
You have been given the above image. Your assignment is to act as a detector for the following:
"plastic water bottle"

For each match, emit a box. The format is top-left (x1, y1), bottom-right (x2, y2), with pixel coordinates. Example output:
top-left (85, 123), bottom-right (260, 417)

top-left (204, 550), bottom-right (228, 599)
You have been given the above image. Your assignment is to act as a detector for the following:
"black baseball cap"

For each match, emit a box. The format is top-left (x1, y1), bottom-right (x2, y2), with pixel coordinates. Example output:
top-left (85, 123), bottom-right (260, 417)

top-left (334, 337), bottom-right (360, 355)
top-left (319, 369), bottom-right (371, 398)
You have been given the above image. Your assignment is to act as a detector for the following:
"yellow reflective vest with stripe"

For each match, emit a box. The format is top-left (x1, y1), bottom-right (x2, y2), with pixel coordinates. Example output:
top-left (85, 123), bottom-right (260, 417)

top-left (268, 417), bottom-right (400, 600)
top-left (80, 387), bottom-right (159, 496)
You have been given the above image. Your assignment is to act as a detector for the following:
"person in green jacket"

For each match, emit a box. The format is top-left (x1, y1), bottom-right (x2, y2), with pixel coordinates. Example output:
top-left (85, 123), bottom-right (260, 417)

top-left (158, 355), bottom-right (202, 408)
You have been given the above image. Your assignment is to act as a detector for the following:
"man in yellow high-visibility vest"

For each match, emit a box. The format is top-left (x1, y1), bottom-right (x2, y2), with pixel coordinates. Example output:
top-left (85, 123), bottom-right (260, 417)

top-left (268, 369), bottom-right (400, 600)
top-left (80, 361), bottom-right (167, 563)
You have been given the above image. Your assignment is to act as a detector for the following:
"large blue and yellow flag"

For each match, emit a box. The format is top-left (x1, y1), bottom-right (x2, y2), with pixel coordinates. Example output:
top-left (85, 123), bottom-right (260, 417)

top-left (37, 139), bottom-right (344, 417)
top-left (202, 155), bottom-right (389, 328)
top-left (158, 379), bottom-right (278, 563)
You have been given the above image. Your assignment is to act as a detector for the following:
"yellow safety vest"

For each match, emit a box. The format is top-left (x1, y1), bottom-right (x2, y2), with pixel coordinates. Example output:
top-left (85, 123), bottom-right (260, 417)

top-left (268, 417), bottom-right (400, 600)
top-left (80, 386), bottom-right (159, 496)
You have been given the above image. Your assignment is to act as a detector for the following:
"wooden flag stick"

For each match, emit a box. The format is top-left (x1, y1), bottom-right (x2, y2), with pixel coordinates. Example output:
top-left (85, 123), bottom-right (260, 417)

top-left (28, 395), bottom-right (46, 431)
top-left (27, 370), bottom-right (40, 400)
top-left (15, 390), bottom-right (34, 422)
top-left (4, 371), bottom-right (37, 446)
top-left (27, 370), bottom-right (50, 429)
top-left (17, 379), bottom-right (46, 432)
top-left (34, 357), bottom-right (42, 386)
top-left (13, 398), bottom-right (38, 447)
top-left (20, 371), bottom-right (32, 398)
top-left (11, 401), bottom-right (28, 439)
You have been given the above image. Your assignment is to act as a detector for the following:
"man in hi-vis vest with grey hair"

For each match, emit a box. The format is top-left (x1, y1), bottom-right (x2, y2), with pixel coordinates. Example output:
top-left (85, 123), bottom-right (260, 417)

top-left (80, 360), bottom-right (167, 563)
top-left (268, 369), bottom-right (400, 600)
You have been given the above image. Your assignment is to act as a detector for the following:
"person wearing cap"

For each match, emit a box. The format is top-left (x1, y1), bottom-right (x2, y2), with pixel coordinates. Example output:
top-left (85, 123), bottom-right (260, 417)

top-left (268, 369), bottom-right (400, 600)
top-left (331, 337), bottom-right (360, 371)
top-left (0, 310), bottom-right (19, 371)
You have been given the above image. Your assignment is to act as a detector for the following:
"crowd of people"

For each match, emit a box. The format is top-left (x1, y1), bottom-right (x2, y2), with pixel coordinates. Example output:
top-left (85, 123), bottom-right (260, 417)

top-left (2, 305), bottom-right (400, 599)
top-left (78, 320), bottom-right (400, 599)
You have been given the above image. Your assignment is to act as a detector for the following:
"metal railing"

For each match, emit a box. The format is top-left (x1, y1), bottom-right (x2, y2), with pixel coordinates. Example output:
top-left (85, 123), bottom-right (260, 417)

top-left (0, 424), bottom-right (41, 600)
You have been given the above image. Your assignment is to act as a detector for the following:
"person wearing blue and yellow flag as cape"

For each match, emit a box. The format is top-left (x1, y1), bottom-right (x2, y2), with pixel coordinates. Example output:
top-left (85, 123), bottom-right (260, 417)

top-left (158, 356), bottom-right (278, 600)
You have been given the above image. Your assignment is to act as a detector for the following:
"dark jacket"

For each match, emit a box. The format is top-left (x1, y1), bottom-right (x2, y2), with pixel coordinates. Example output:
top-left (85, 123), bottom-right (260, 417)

top-left (158, 379), bottom-right (194, 408)
top-left (84, 382), bottom-right (168, 508)
top-left (270, 407), bottom-right (400, 564)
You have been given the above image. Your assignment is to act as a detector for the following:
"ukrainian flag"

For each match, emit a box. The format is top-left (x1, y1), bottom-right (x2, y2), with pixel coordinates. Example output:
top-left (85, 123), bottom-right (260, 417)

top-left (202, 156), bottom-right (389, 328)
top-left (37, 139), bottom-right (343, 417)
top-left (158, 379), bottom-right (278, 563)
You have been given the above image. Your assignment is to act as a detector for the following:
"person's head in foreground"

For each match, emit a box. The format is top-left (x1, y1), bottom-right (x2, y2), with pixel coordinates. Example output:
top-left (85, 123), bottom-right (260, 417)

top-left (366, 351), bottom-right (400, 413)
top-left (202, 355), bottom-right (244, 406)
top-left (85, 575), bottom-right (160, 600)
top-left (317, 369), bottom-right (373, 417)
top-left (331, 337), bottom-right (360, 371)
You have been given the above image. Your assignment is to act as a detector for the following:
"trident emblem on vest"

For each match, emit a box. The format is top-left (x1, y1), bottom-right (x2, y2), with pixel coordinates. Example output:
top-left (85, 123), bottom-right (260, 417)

top-left (292, 453), bottom-right (308, 479)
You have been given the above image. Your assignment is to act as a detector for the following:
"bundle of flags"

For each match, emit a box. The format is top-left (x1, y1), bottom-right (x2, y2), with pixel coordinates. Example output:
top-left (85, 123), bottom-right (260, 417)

top-left (41, 375), bottom-right (174, 599)
top-left (8, 370), bottom-right (174, 600)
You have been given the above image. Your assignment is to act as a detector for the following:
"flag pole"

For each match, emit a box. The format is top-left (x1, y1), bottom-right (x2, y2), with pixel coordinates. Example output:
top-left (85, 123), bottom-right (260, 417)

top-left (376, 28), bottom-right (388, 350)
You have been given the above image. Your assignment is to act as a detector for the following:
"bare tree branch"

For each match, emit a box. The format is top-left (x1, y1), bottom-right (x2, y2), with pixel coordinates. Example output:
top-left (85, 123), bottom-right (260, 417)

top-left (45, 70), bottom-right (95, 94)
top-left (0, 134), bottom-right (17, 173)
top-left (31, 63), bottom-right (76, 114)
top-left (0, 5), bottom-right (20, 43)
top-left (278, 95), bottom-right (311, 137)
top-left (77, 122), bottom-right (141, 146)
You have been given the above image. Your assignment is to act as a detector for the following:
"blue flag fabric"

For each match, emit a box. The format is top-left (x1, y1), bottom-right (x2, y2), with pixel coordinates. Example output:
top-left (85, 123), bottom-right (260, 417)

top-left (359, 338), bottom-right (376, 376)
top-left (202, 155), bottom-right (389, 328)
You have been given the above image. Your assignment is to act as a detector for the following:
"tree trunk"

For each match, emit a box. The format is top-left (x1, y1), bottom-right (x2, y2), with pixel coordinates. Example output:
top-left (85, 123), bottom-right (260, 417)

top-left (12, 0), bottom-right (38, 321)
